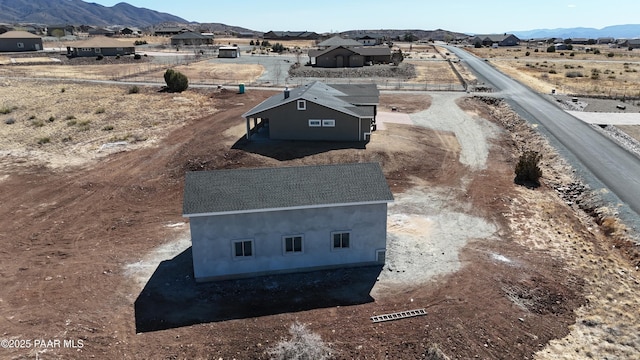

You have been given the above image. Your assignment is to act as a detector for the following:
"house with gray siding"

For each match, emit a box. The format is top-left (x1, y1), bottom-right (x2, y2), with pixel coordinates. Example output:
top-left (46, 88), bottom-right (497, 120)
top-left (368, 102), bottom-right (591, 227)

top-left (0, 31), bottom-right (42, 52)
top-left (66, 37), bottom-right (135, 57)
top-left (242, 81), bottom-right (379, 141)
top-left (171, 32), bottom-right (213, 46)
top-left (471, 34), bottom-right (520, 47)
top-left (183, 162), bottom-right (393, 282)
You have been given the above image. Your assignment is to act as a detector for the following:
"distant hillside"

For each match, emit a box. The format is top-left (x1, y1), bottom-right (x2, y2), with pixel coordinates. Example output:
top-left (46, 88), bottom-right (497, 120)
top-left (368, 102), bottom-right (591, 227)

top-left (341, 29), bottom-right (469, 41)
top-left (0, 0), bottom-right (187, 27)
top-left (511, 24), bottom-right (640, 40)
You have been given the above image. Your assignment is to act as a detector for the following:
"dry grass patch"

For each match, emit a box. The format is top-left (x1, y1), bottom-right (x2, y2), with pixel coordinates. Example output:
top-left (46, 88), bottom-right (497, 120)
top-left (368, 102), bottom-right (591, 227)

top-left (406, 60), bottom-right (460, 84)
top-left (128, 61), bottom-right (264, 84)
top-left (0, 63), bottom-right (160, 80)
top-left (0, 79), bottom-right (217, 168)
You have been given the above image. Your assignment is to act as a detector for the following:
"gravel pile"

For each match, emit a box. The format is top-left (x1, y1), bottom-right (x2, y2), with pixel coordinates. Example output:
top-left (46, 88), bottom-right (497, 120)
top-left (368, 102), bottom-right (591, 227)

top-left (289, 62), bottom-right (415, 79)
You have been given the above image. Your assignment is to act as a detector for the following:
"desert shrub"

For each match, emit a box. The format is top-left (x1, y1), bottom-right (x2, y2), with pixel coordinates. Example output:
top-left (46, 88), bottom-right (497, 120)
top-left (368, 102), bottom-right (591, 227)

top-left (134, 53), bottom-right (142, 60)
top-left (134, 40), bottom-right (147, 45)
top-left (593, 49), bottom-right (601, 55)
top-left (37, 137), bottom-right (50, 145)
top-left (61, 87), bottom-right (66, 93)
top-left (559, 52), bottom-right (565, 56)
top-left (591, 68), bottom-right (601, 80)
top-left (48, 116), bottom-right (55, 122)
top-left (62, 136), bottom-right (72, 142)
top-left (95, 107), bottom-right (106, 114)
top-left (128, 85), bottom-right (140, 94)
top-left (0, 106), bottom-right (17, 114)
top-left (268, 322), bottom-right (332, 360)
top-left (5, 118), bottom-right (15, 124)
top-left (65, 115), bottom-right (76, 120)
top-left (607, 52), bottom-right (614, 57)
top-left (115, 54), bottom-right (120, 59)
top-left (534, 48), bottom-right (539, 52)
top-left (28, 115), bottom-right (36, 120)
top-left (32, 120), bottom-right (44, 127)
top-left (565, 71), bottom-right (584, 78)
top-left (96, 55), bottom-right (104, 60)
top-left (424, 344), bottom-right (451, 360)
top-left (515, 150), bottom-right (542, 187)
top-left (164, 69), bottom-right (189, 92)
top-left (525, 51), bottom-right (530, 56)
top-left (548, 69), bottom-right (557, 74)
top-left (102, 125), bottom-right (114, 131)
top-left (570, 52), bottom-right (575, 57)
top-left (546, 45), bottom-right (556, 53)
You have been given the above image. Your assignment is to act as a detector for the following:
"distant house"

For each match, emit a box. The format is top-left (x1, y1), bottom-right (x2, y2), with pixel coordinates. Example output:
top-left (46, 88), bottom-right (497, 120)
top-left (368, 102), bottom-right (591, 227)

top-left (170, 32), bottom-right (213, 46)
top-left (308, 45), bottom-right (391, 67)
top-left (236, 31), bottom-right (256, 38)
top-left (242, 81), bottom-right (379, 142)
top-left (471, 34), bottom-right (520, 47)
top-left (183, 162), bottom-right (393, 282)
top-left (66, 37), bottom-right (135, 57)
top-left (597, 37), bottom-right (615, 45)
top-left (263, 31), bottom-right (320, 40)
top-left (88, 27), bottom-right (116, 37)
top-left (154, 27), bottom-right (190, 36)
top-left (354, 33), bottom-right (385, 46)
top-left (568, 38), bottom-right (590, 45)
top-left (620, 39), bottom-right (640, 49)
top-left (119, 27), bottom-right (142, 36)
top-left (0, 31), bottom-right (43, 52)
top-left (317, 35), bottom-right (362, 49)
top-left (218, 46), bottom-right (239, 58)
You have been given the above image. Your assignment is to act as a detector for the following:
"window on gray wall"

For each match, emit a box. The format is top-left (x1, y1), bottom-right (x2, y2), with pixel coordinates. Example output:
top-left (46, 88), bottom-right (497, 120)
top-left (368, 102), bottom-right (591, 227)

top-left (332, 232), bottom-right (350, 249)
top-left (233, 240), bottom-right (253, 257)
top-left (283, 235), bottom-right (303, 254)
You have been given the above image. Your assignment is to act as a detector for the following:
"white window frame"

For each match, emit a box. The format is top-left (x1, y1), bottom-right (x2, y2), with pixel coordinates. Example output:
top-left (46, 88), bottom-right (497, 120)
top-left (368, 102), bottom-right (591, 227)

top-left (308, 119), bottom-right (321, 127)
top-left (232, 239), bottom-right (254, 260)
top-left (297, 100), bottom-right (306, 110)
top-left (282, 235), bottom-right (304, 255)
top-left (331, 231), bottom-right (351, 250)
top-left (95, 48), bottom-right (101, 54)
top-left (17, 42), bottom-right (24, 48)
top-left (322, 119), bottom-right (335, 127)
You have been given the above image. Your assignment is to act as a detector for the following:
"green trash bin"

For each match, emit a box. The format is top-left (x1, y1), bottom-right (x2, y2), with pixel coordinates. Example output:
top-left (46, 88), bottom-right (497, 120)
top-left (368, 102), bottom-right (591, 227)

top-left (239, 83), bottom-right (245, 94)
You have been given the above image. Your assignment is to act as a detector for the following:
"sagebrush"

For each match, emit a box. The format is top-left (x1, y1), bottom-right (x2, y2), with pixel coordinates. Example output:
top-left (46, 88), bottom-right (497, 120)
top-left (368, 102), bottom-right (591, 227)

top-left (164, 69), bottom-right (189, 93)
top-left (268, 322), bottom-right (332, 360)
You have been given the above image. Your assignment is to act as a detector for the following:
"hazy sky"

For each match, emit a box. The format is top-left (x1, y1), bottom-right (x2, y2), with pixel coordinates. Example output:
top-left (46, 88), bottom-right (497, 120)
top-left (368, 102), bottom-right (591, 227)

top-left (90, 0), bottom-right (640, 34)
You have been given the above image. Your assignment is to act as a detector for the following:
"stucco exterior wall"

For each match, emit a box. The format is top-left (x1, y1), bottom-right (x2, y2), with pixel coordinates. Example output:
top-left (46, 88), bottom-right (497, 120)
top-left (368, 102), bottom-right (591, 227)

top-left (315, 48), bottom-right (364, 68)
top-left (189, 203), bottom-right (388, 281)
top-left (252, 100), bottom-right (370, 141)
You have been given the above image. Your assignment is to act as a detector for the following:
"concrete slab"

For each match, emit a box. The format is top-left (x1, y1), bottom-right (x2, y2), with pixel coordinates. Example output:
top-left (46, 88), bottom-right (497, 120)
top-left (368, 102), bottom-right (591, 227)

top-left (567, 111), bottom-right (640, 125)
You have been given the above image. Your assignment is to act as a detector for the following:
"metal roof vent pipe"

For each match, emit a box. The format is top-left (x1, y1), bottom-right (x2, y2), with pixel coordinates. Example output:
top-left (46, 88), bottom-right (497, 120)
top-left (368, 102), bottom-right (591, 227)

top-left (284, 87), bottom-right (290, 99)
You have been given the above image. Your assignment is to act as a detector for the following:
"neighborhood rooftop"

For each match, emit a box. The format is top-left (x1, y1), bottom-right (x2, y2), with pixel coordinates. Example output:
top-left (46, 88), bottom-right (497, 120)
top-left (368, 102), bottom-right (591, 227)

top-left (242, 81), bottom-right (379, 119)
top-left (183, 162), bottom-right (393, 216)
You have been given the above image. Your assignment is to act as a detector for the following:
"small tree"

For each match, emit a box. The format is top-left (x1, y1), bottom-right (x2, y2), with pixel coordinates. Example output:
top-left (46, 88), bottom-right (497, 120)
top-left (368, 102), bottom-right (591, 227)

top-left (268, 322), bottom-right (332, 360)
top-left (546, 45), bottom-right (556, 53)
top-left (164, 69), bottom-right (189, 92)
top-left (515, 150), bottom-right (542, 187)
top-left (391, 49), bottom-right (404, 66)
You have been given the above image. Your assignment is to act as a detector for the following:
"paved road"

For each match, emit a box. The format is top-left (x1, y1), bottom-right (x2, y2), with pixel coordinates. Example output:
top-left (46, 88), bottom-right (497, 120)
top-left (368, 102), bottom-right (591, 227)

top-left (445, 45), bottom-right (640, 231)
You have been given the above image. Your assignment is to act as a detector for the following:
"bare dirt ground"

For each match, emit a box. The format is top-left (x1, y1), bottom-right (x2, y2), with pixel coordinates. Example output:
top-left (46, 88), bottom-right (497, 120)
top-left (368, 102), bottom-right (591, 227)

top-left (0, 78), bottom-right (639, 360)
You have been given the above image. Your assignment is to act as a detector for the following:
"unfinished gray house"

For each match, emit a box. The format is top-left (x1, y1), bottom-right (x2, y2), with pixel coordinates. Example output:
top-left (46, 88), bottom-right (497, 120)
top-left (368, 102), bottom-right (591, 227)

top-left (183, 162), bottom-right (394, 282)
top-left (0, 31), bottom-right (42, 52)
top-left (242, 81), bottom-right (380, 142)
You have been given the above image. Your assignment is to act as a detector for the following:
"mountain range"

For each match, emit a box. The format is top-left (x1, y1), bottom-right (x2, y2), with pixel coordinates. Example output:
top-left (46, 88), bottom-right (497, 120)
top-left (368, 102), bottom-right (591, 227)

top-left (510, 25), bottom-right (640, 40)
top-left (0, 0), bottom-right (187, 28)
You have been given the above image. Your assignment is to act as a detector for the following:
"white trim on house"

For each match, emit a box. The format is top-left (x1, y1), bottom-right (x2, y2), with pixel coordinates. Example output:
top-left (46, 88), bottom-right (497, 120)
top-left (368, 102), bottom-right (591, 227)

top-left (232, 239), bottom-right (255, 260)
top-left (282, 234), bottom-right (304, 255)
top-left (297, 99), bottom-right (306, 110)
top-left (322, 119), bottom-right (335, 127)
top-left (184, 200), bottom-right (392, 218)
top-left (309, 119), bottom-right (321, 127)
top-left (331, 230), bottom-right (352, 251)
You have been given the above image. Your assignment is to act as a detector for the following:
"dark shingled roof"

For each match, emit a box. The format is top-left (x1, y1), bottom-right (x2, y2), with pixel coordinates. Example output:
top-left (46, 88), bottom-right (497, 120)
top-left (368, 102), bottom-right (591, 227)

top-left (242, 81), bottom-right (379, 119)
top-left (183, 162), bottom-right (393, 216)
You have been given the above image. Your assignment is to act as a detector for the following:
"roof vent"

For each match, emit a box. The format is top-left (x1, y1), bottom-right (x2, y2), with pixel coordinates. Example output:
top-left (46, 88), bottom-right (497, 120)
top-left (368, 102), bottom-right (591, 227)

top-left (284, 87), bottom-right (290, 99)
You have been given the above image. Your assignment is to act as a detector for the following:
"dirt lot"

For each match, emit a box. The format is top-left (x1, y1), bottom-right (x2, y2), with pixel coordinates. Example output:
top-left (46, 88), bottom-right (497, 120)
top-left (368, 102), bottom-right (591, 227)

top-left (0, 79), bottom-right (639, 360)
